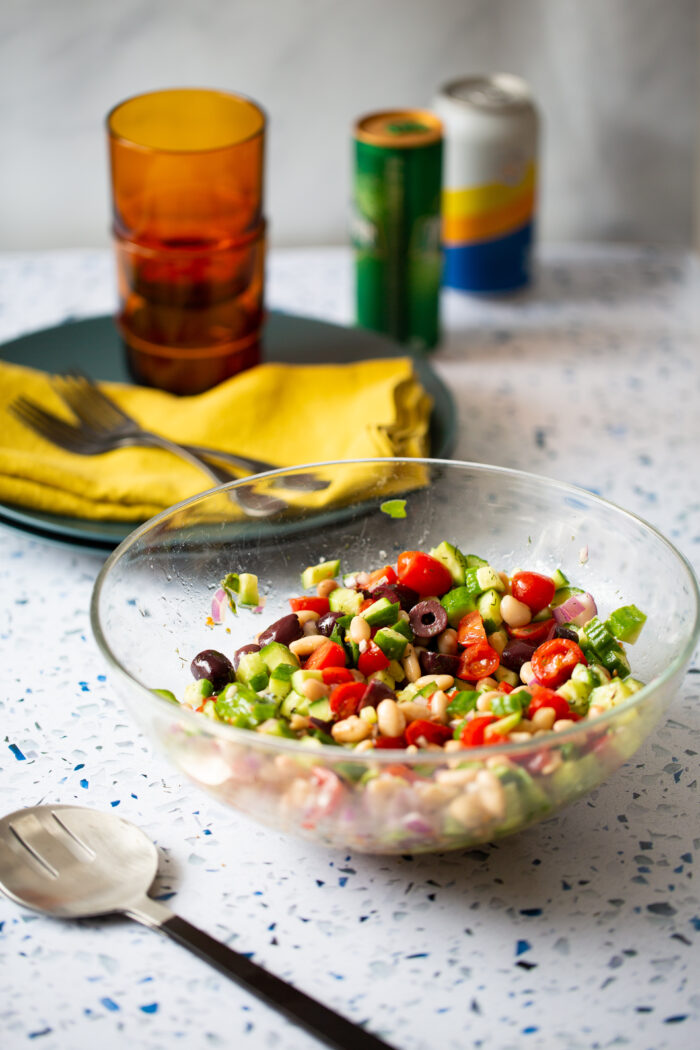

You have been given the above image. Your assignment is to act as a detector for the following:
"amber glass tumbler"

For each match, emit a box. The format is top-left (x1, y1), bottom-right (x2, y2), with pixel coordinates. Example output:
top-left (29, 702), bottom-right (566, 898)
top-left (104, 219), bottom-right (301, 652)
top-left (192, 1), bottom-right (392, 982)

top-left (107, 89), bottom-right (266, 394)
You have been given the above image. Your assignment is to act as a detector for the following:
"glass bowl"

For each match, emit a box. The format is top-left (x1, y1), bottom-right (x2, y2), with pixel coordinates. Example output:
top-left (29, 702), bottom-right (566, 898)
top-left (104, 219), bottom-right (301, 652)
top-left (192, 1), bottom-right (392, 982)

top-left (91, 459), bottom-right (699, 854)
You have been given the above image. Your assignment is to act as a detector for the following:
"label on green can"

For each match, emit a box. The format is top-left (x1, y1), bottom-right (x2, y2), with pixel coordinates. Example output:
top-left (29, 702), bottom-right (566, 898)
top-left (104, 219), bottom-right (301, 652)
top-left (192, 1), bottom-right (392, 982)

top-left (353, 111), bottom-right (443, 351)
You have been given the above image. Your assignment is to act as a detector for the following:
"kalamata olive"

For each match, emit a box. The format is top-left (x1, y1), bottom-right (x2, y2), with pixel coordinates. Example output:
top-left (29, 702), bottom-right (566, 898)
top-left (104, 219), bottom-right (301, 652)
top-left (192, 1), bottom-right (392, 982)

top-left (409, 599), bottom-right (448, 639)
top-left (308, 717), bottom-right (334, 734)
top-left (500, 640), bottom-right (537, 673)
top-left (554, 624), bottom-right (579, 642)
top-left (257, 613), bottom-right (303, 648)
top-left (369, 582), bottom-right (419, 611)
top-left (232, 643), bottom-right (261, 672)
top-left (418, 650), bottom-right (460, 677)
top-left (316, 610), bottom-right (344, 637)
top-left (190, 649), bottom-right (235, 691)
top-left (358, 680), bottom-right (396, 710)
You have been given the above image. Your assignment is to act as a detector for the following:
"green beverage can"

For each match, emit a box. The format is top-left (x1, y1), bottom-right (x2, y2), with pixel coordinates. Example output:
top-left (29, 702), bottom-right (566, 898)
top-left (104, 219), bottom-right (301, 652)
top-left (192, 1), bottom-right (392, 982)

top-left (353, 109), bottom-right (443, 350)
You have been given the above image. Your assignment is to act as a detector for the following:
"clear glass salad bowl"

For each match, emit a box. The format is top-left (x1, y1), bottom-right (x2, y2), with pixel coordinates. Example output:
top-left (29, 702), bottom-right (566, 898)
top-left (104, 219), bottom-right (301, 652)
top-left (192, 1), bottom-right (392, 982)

top-left (91, 459), bottom-right (699, 854)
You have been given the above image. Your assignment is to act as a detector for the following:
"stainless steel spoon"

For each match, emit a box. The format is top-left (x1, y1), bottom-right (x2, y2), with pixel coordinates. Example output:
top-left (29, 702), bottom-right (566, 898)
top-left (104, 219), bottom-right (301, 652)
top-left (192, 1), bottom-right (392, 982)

top-left (0, 805), bottom-right (394, 1050)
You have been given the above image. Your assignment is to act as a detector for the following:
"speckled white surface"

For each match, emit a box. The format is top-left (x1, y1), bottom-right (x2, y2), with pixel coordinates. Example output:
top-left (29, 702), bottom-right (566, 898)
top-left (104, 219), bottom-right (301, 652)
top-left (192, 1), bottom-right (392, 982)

top-left (1, 246), bottom-right (699, 1050)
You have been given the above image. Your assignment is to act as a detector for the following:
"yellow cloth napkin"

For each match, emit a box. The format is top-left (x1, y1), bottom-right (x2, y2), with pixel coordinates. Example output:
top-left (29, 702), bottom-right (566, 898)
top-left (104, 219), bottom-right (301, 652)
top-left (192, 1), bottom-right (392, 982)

top-left (0, 358), bottom-right (432, 521)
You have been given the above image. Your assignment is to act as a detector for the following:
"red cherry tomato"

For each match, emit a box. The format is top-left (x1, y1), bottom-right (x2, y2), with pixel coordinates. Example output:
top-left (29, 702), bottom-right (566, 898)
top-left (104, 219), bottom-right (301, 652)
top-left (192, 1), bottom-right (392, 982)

top-left (374, 734), bottom-right (408, 749)
top-left (397, 550), bottom-right (453, 597)
top-left (304, 639), bottom-right (347, 671)
top-left (457, 641), bottom-right (500, 682)
top-left (511, 572), bottom-right (556, 613)
top-left (357, 641), bottom-right (390, 677)
top-left (530, 638), bottom-right (586, 689)
top-left (321, 666), bottom-right (354, 686)
top-left (527, 683), bottom-right (572, 721)
top-left (460, 714), bottom-right (497, 747)
top-left (497, 682), bottom-right (514, 694)
top-left (508, 618), bottom-right (555, 644)
top-left (457, 610), bottom-right (487, 647)
top-left (289, 596), bottom-right (330, 615)
top-left (404, 720), bottom-right (453, 747)
top-left (329, 681), bottom-right (366, 719)
top-left (367, 565), bottom-right (398, 589)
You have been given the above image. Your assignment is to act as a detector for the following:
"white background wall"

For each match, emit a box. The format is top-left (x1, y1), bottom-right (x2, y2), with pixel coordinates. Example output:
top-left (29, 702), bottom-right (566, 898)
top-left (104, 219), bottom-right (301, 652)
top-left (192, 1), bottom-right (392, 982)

top-left (1, 0), bottom-right (697, 250)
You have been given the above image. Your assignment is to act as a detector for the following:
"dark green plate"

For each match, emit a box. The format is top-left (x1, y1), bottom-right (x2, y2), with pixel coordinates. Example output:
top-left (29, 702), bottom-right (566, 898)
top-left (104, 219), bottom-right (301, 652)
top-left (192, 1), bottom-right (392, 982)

top-left (0, 311), bottom-right (457, 552)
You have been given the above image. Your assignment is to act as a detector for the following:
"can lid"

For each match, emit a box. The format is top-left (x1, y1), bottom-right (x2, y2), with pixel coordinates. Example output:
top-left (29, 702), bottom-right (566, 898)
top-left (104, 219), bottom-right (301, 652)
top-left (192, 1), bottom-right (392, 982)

top-left (439, 74), bottom-right (535, 112)
top-left (354, 109), bottom-right (442, 148)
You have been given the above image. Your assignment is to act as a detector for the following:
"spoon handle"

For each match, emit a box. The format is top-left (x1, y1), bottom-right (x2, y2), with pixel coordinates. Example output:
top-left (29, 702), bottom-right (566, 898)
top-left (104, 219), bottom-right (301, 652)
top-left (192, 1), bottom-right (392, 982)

top-left (126, 897), bottom-right (395, 1050)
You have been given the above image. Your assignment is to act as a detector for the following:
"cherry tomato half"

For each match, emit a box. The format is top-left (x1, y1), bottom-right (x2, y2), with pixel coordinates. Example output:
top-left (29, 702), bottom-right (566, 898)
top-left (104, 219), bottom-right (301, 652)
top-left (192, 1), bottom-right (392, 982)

top-left (404, 720), bottom-right (453, 747)
top-left (289, 596), bottom-right (330, 615)
top-left (304, 639), bottom-right (347, 671)
top-left (508, 618), bottom-right (555, 644)
top-left (321, 666), bottom-right (354, 686)
top-left (530, 638), bottom-right (585, 689)
top-left (329, 681), bottom-right (366, 719)
top-left (511, 572), bottom-right (556, 614)
top-left (457, 641), bottom-right (500, 682)
top-left (367, 565), bottom-right (398, 589)
top-left (357, 641), bottom-right (390, 676)
top-left (460, 714), bottom-right (497, 747)
top-left (457, 610), bottom-right (487, 647)
top-left (397, 550), bottom-right (453, 597)
top-left (374, 734), bottom-right (408, 749)
top-left (526, 683), bottom-right (572, 722)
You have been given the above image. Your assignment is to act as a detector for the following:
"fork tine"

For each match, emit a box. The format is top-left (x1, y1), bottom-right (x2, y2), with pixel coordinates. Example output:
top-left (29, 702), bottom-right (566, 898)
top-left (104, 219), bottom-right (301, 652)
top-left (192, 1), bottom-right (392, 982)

top-left (10, 397), bottom-right (98, 452)
top-left (62, 370), bottom-right (133, 428)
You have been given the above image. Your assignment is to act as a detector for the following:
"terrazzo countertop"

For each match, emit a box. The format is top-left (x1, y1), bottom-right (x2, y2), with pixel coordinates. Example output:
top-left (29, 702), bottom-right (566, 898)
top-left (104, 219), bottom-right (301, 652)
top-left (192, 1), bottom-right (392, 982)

top-left (1, 245), bottom-right (699, 1050)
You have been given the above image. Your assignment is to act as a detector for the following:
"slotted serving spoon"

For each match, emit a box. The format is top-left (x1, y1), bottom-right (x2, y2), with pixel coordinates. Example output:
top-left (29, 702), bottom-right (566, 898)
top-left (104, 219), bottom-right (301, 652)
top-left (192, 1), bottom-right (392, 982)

top-left (0, 805), bottom-right (394, 1050)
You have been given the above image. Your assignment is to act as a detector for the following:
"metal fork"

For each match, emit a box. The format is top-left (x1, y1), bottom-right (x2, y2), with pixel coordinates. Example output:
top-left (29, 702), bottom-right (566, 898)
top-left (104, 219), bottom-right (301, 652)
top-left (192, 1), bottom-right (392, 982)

top-left (50, 371), bottom-right (328, 492)
top-left (9, 396), bottom-right (289, 518)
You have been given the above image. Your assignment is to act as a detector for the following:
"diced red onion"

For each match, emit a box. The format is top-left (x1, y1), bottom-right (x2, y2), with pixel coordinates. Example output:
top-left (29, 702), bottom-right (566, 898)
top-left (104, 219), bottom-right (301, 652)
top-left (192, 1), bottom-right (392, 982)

top-left (210, 587), bottom-right (227, 623)
top-left (552, 592), bottom-right (597, 627)
top-left (402, 813), bottom-right (434, 836)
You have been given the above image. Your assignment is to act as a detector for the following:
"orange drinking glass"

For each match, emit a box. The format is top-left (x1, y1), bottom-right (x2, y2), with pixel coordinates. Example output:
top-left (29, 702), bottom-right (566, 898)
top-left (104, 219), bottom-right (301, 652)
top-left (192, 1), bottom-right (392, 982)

top-left (107, 88), bottom-right (266, 394)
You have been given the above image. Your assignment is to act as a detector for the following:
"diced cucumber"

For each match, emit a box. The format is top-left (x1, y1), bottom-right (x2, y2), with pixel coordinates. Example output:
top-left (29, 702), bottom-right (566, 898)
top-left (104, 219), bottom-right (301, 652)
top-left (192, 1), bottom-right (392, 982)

top-left (328, 587), bottom-right (363, 617)
top-left (236, 651), bottom-right (269, 692)
top-left (429, 540), bottom-right (467, 585)
top-left (280, 691), bottom-right (310, 718)
top-left (489, 711), bottom-right (522, 736)
top-left (607, 604), bottom-right (647, 644)
top-left (476, 589), bottom-right (502, 632)
top-left (344, 636), bottom-right (360, 667)
top-left (152, 688), bottom-right (178, 704)
top-left (494, 666), bottom-right (519, 687)
top-left (441, 586), bottom-right (477, 627)
top-left (465, 554), bottom-right (488, 568)
top-left (551, 568), bottom-right (569, 589)
top-left (491, 689), bottom-right (528, 716)
top-left (462, 567), bottom-right (483, 597)
top-left (476, 564), bottom-right (505, 593)
top-left (373, 626), bottom-right (409, 660)
top-left (301, 559), bottom-right (340, 589)
top-left (260, 641), bottom-right (299, 672)
top-left (391, 618), bottom-right (414, 642)
top-left (308, 697), bottom-right (333, 721)
top-left (183, 679), bottom-right (214, 706)
top-left (367, 669), bottom-right (395, 689)
top-left (270, 663), bottom-right (296, 682)
top-left (588, 677), bottom-right (638, 711)
top-left (532, 606), bottom-right (554, 622)
top-left (291, 669), bottom-right (323, 694)
top-left (582, 617), bottom-right (630, 678)
top-left (446, 689), bottom-right (479, 716)
top-left (221, 571), bottom-right (260, 608)
top-left (555, 678), bottom-right (591, 715)
top-left (267, 674), bottom-right (292, 700)
top-left (256, 718), bottom-right (296, 738)
top-left (361, 597), bottom-right (400, 627)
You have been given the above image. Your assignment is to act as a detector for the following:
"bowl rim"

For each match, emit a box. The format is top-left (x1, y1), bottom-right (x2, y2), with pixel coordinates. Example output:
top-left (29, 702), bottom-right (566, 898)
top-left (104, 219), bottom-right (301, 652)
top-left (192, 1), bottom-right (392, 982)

top-left (90, 457), bottom-right (700, 765)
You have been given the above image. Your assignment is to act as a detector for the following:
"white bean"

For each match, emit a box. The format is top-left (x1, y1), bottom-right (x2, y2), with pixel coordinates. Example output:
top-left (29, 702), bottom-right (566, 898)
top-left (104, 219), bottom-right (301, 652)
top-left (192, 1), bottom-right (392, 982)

top-left (349, 616), bottom-right (371, 643)
top-left (331, 716), bottom-right (372, 743)
top-left (500, 594), bottom-right (532, 627)
top-left (289, 635), bottom-right (328, 657)
top-left (376, 698), bottom-right (406, 737)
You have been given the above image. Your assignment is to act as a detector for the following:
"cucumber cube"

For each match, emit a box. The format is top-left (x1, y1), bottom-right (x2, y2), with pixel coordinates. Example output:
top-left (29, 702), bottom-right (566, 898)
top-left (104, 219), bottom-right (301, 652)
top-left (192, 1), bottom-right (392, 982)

top-left (260, 641), bottom-right (299, 672)
top-left (429, 540), bottom-right (467, 585)
top-left (475, 565), bottom-right (505, 593)
top-left (301, 559), bottom-right (340, 589)
top-left (441, 586), bottom-right (477, 627)
top-left (361, 597), bottom-right (400, 628)
top-left (328, 587), bottom-right (363, 617)
top-left (606, 605), bottom-right (647, 644)
top-left (373, 626), bottom-right (409, 660)
top-left (236, 651), bottom-right (269, 692)
top-left (476, 589), bottom-right (502, 632)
